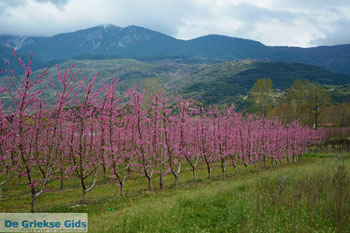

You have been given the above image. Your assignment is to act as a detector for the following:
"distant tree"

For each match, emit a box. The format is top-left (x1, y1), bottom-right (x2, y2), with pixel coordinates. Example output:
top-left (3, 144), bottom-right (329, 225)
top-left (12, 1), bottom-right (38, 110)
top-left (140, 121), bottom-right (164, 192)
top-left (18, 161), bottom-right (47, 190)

top-left (249, 78), bottom-right (273, 117)
top-left (292, 79), bottom-right (330, 106)
top-left (269, 90), bottom-right (297, 123)
top-left (142, 78), bottom-right (163, 97)
top-left (326, 102), bottom-right (350, 127)
top-left (142, 78), bottom-right (165, 107)
top-left (291, 79), bottom-right (330, 126)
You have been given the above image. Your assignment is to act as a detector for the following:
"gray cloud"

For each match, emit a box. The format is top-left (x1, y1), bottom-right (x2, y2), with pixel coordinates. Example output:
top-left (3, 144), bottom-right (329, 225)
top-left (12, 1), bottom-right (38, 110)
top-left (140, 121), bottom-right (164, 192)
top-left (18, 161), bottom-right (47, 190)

top-left (221, 3), bottom-right (300, 40)
top-left (0, 0), bottom-right (349, 47)
top-left (105, 0), bottom-right (202, 37)
top-left (34, 0), bottom-right (69, 9)
top-left (311, 19), bottom-right (350, 46)
top-left (0, 0), bottom-right (24, 14)
top-left (226, 3), bottom-right (298, 24)
top-left (275, 0), bottom-right (350, 10)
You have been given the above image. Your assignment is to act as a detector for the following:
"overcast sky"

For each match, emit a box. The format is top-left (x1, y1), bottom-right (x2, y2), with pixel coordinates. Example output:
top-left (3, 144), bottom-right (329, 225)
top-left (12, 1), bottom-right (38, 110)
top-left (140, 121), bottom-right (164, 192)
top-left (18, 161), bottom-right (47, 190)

top-left (0, 0), bottom-right (349, 47)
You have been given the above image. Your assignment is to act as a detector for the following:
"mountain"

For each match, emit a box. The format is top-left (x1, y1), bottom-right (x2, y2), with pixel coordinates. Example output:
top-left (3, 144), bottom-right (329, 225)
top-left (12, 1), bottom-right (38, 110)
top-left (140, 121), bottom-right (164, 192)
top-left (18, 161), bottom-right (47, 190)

top-left (177, 35), bottom-right (274, 60)
top-left (2, 25), bottom-right (181, 61)
top-left (270, 45), bottom-right (350, 75)
top-left (1, 24), bottom-right (349, 75)
top-left (0, 35), bottom-right (40, 50)
top-left (11, 26), bottom-right (273, 62)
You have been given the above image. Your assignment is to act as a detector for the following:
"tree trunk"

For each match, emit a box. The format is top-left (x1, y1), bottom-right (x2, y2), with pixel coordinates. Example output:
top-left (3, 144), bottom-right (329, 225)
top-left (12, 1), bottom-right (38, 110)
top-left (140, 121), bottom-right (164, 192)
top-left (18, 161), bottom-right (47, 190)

top-left (148, 178), bottom-right (153, 191)
top-left (80, 190), bottom-right (86, 203)
top-left (159, 163), bottom-right (163, 189)
top-left (0, 177), bottom-right (11, 198)
top-left (221, 158), bottom-right (226, 178)
top-left (119, 182), bottom-right (124, 197)
top-left (31, 197), bottom-right (36, 213)
top-left (192, 167), bottom-right (197, 183)
top-left (31, 189), bottom-right (36, 213)
top-left (207, 165), bottom-right (212, 180)
top-left (159, 173), bottom-right (163, 189)
top-left (60, 170), bottom-right (64, 190)
top-left (174, 175), bottom-right (178, 187)
top-left (128, 167), bottom-right (132, 179)
top-left (80, 172), bottom-right (97, 203)
top-left (204, 156), bottom-right (212, 180)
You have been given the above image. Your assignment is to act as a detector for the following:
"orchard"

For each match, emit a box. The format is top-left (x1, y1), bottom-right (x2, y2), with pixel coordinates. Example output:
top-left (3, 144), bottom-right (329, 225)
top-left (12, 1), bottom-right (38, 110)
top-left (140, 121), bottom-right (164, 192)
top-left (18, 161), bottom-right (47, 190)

top-left (0, 50), bottom-right (326, 212)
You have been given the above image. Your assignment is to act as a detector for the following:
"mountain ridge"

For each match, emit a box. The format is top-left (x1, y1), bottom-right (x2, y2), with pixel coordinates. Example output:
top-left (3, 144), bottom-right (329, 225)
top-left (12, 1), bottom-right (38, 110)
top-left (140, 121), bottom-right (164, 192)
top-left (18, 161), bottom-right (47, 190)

top-left (0, 24), bottom-right (350, 75)
top-left (2, 24), bottom-right (348, 50)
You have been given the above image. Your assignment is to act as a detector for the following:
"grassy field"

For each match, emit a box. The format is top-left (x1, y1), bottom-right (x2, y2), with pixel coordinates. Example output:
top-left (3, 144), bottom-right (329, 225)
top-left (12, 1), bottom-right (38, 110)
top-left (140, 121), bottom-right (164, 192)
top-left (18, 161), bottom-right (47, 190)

top-left (1, 153), bottom-right (350, 232)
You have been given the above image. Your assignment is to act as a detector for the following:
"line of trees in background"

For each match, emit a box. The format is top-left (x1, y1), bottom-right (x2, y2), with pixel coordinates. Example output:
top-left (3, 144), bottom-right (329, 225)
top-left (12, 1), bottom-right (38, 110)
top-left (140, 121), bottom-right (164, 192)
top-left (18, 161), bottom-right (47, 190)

top-left (0, 51), bottom-right (325, 212)
top-left (249, 78), bottom-right (350, 127)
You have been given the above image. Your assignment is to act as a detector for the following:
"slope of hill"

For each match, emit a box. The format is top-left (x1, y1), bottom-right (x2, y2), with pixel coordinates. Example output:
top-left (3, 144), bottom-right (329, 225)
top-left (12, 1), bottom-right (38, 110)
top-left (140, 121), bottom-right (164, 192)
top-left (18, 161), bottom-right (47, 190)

top-left (270, 45), bottom-right (350, 75)
top-left (180, 60), bottom-right (350, 105)
top-left (0, 35), bottom-right (41, 50)
top-left (2, 58), bottom-right (347, 108)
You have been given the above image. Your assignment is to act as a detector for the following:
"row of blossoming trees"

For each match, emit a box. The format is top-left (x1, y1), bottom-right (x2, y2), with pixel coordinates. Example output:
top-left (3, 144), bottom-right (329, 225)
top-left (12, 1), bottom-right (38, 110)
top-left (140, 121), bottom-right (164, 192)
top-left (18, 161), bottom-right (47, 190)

top-left (0, 51), bottom-right (326, 212)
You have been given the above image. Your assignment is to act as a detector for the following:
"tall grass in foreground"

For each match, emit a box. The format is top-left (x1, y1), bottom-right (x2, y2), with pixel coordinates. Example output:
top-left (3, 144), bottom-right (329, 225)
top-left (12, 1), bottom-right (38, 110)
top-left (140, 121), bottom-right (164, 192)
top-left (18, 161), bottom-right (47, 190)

top-left (99, 156), bottom-right (350, 233)
top-left (7, 154), bottom-right (342, 233)
top-left (1, 154), bottom-right (349, 232)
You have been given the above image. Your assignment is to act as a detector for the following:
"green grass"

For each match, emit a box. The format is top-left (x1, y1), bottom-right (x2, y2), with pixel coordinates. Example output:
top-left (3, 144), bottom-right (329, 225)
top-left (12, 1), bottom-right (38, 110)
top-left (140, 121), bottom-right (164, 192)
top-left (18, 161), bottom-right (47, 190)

top-left (1, 153), bottom-right (350, 232)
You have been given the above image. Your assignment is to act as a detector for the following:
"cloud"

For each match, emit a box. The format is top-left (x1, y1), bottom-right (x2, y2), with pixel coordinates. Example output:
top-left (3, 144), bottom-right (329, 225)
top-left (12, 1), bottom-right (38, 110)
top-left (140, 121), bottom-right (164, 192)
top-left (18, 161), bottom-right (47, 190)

top-left (311, 19), bottom-right (350, 46)
top-left (0, 0), bottom-right (201, 37)
top-left (0, 0), bottom-right (24, 14)
top-left (34, 0), bottom-right (69, 9)
top-left (0, 0), bottom-right (349, 47)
